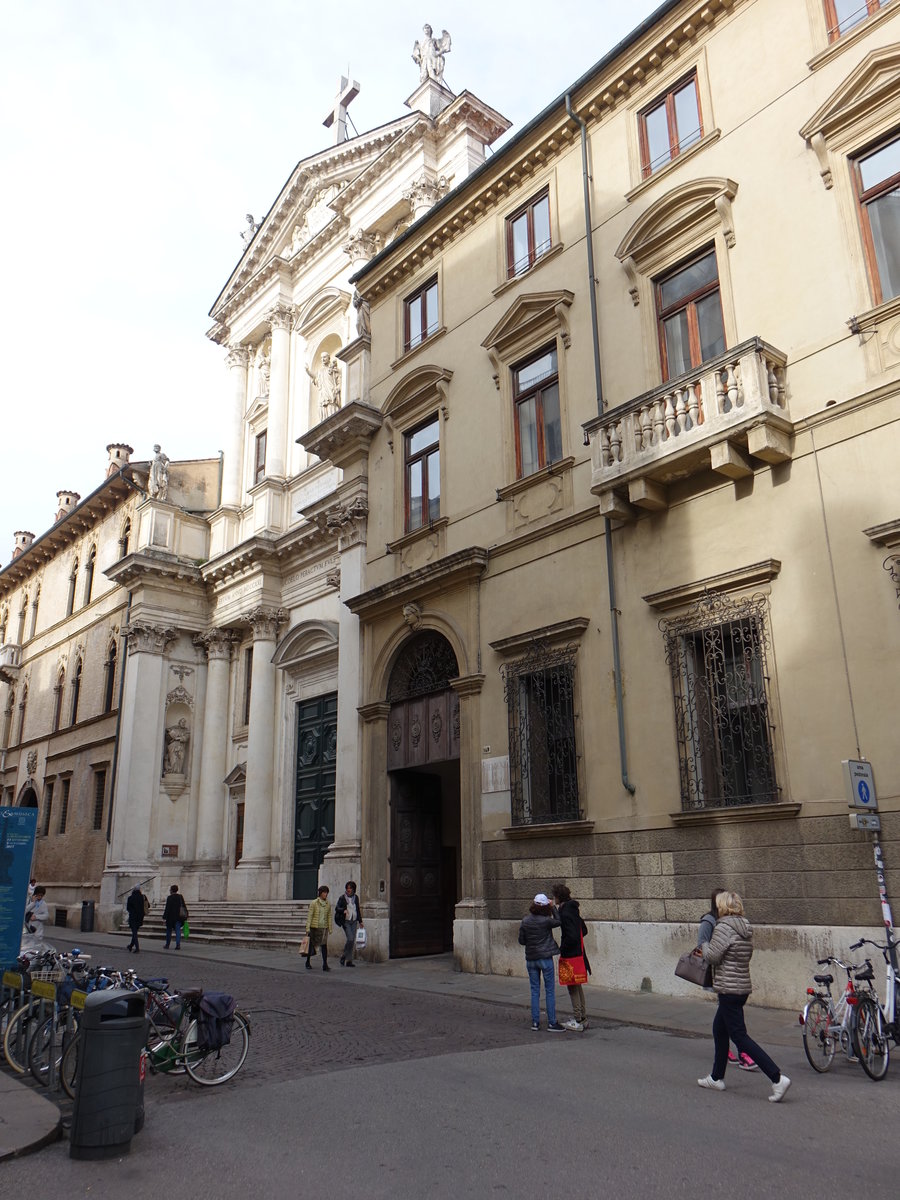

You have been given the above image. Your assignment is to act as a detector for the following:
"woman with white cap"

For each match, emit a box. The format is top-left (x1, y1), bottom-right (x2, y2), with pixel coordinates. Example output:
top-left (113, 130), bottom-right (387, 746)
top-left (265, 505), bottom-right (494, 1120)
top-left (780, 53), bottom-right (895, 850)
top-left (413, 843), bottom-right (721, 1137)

top-left (518, 893), bottom-right (564, 1031)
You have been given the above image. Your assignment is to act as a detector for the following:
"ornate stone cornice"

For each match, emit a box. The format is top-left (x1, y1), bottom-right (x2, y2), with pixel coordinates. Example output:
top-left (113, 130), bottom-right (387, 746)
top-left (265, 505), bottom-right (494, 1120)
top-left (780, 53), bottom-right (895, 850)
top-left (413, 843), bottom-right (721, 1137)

top-left (193, 627), bottom-right (237, 661)
top-left (245, 606), bottom-right (288, 641)
top-left (124, 621), bottom-right (178, 656)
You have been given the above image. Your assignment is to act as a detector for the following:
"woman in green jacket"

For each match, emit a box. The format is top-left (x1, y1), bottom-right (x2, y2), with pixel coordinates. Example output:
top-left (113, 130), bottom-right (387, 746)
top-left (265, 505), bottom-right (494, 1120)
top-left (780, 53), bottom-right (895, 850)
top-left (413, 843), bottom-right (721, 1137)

top-left (305, 885), bottom-right (333, 971)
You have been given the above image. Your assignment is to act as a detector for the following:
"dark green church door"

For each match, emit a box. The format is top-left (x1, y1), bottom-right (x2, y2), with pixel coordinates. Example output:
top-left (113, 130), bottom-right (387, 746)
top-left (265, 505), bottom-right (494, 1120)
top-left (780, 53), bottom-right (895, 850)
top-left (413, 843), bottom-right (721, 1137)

top-left (292, 693), bottom-right (337, 899)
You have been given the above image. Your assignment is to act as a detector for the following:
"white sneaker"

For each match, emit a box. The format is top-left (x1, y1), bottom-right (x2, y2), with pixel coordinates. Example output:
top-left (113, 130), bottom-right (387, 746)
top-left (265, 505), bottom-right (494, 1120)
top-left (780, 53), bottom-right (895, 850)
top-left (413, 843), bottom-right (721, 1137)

top-left (697, 1075), bottom-right (725, 1091)
top-left (768, 1074), bottom-right (791, 1103)
top-left (563, 1019), bottom-right (584, 1032)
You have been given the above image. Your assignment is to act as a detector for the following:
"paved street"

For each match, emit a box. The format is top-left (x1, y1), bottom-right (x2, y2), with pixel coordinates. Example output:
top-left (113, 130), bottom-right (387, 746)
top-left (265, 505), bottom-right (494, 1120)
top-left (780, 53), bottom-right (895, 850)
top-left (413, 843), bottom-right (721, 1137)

top-left (3, 939), bottom-right (900, 1198)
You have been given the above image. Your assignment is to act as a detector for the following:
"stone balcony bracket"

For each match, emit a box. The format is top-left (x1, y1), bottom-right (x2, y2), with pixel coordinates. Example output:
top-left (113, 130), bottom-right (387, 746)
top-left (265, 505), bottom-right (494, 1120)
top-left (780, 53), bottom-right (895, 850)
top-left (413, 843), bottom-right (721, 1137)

top-left (583, 338), bottom-right (792, 520)
top-left (0, 641), bottom-right (22, 683)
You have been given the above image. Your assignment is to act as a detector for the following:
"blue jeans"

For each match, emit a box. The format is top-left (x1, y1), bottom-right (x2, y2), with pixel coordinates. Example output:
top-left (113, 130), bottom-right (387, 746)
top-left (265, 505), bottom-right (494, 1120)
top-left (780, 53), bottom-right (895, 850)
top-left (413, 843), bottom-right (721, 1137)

top-left (165, 921), bottom-right (181, 949)
top-left (526, 958), bottom-right (557, 1025)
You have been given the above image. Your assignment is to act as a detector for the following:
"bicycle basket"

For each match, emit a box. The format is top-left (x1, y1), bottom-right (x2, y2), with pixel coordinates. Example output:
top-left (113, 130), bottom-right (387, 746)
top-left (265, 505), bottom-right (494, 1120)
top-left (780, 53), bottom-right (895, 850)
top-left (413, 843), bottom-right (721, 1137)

top-left (32, 966), bottom-right (66, 983)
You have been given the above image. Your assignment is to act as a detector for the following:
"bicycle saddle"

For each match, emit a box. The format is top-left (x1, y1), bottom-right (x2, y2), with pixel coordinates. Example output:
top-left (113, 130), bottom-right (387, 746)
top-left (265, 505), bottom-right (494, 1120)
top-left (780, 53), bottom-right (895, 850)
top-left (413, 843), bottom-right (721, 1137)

top-left (854, 965), bottom-right (875, 982)
top-left (813, 973), bottom-right (834, 986)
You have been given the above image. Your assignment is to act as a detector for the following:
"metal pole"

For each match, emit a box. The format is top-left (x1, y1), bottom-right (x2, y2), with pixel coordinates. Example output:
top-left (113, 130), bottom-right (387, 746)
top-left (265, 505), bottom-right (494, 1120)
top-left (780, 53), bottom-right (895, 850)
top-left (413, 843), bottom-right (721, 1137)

top-left (872, 834), bottom-right (899, 974)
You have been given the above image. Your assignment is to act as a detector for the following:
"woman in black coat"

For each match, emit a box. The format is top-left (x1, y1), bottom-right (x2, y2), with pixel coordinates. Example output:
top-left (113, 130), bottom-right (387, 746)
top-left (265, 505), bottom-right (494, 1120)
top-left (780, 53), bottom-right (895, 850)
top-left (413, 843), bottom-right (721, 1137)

top-left (163, 884), bottom-right (188, 950)
top-left (125, 886), bottom-right (146, 954)
top-left (552, 883), bottom-right (590, 1031)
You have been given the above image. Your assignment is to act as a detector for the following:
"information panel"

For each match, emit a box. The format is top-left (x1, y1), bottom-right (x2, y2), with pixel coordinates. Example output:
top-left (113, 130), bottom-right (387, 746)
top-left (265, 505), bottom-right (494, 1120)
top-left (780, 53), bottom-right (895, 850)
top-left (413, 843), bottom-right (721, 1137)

top-left (0, 808), bottom-right (37, 970)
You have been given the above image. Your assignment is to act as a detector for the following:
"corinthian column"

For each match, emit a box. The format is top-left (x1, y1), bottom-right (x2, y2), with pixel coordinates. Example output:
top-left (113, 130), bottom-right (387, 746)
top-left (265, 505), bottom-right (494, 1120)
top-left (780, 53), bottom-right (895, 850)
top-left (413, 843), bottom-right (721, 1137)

top-left (193, 629), bottom-right (235, 864)
top-left (222, 346), bottom-right (250, 508)
top-left (266, 304), bottom-right (293, 478)
top-left (238, 608), bottom-right (285, 885)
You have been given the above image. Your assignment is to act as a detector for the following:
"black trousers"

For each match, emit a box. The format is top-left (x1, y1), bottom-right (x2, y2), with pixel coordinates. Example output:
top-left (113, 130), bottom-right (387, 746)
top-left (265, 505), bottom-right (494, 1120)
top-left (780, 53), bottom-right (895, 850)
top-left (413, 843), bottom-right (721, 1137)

top-left (127, 919), bottom-right (141, 951)
top-left (712, 993), bottom-right (780, 1082)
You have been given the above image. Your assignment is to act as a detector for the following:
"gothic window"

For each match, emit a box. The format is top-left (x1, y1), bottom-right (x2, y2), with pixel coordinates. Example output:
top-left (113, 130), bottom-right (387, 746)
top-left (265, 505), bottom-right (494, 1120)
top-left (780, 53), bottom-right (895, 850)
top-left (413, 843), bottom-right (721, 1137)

top-left (58, 777), bottom-right (71, 834)
top-left (41, 780), bottom-right (53, 837)
top-left (387, 632), bottom-right (459, 701)
top-left (66, 559), bottom-right (78, 617)
top-left (639, 72), bottom-right (703, 178)
top-left (513, 345), bottom-right (562, 478)
top-left (83, 545), bottom-right (97, 606)
top-left (502, 640), bottom-right (580, 826)
top-left (661, 592), bottom-right (779, 811)
top-left (92, 769), bottom-right (107, 831)
top-left (70, 660), bottom-right (83, 726)
top-left (16, 685), bottom-right (27, 744)
top-left (103, 639), bottom-right (118, 713)
top-left (853, 132), bottom-right (900, 305)
top-left (655, 247), bottom-right (726, 380)
top-left (254, 430), bottom-right (267, 485)
top-left (29, 586), bottom-right (40, 640)
top-left (404, 276), bottom-right (439, 352)
top-left (405, 416), bottom-right (441, 532)
top-left (824, 0), bottom-right (889, 41)
top-left (506, 189), bottom-right (552, 279)
top-left (53, 671), bottom-right (64, 732)
top-left (120, 519), bottom-right (131, 558)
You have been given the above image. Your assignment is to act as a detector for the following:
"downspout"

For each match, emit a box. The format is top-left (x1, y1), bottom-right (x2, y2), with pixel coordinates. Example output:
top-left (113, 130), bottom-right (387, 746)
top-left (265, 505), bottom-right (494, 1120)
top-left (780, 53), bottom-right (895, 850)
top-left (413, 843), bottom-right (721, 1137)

top-left (106, 594), bottom-right (132, 843)
top-left (566, 93), bottom-right (635, 796)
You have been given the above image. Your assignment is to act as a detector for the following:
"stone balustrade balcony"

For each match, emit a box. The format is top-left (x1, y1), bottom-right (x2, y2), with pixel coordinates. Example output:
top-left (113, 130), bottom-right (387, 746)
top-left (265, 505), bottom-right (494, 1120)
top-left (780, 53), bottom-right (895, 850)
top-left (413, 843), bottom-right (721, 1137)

top-left (584, 338), bottom-right (793, 519)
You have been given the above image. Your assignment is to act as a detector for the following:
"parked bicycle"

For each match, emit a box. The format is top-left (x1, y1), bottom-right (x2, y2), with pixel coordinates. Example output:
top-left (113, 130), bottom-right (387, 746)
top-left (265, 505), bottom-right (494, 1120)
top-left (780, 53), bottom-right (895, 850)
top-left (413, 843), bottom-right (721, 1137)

top-left (849, 934), bottom-right (900, 1081)
top-left (800, 953), bottom-right (873, 1072)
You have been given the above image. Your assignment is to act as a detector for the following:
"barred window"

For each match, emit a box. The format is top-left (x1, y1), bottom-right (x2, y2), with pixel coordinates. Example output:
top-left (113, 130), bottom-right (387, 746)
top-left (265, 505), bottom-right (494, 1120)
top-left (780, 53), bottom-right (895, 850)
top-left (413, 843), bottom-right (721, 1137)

top-left (502, 641), bottom-right (579, 825)
top-left (92, 770), bottom-right (107, 831)
top-left (58, 777), bottom-right (71, 834)
top-left (42, 781), bottom-right (54, 837)
top-left (661, 593), bottom-right (779, 811)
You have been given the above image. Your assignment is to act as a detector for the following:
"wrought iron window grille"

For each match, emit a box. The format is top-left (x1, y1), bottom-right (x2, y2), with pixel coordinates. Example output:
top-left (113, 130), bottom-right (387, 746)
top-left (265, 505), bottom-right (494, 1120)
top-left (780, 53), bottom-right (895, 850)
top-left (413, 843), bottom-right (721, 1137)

top-left (660, 591), bottom-right (779, 812)
top-left (501, 638), bottom-right (581, 826)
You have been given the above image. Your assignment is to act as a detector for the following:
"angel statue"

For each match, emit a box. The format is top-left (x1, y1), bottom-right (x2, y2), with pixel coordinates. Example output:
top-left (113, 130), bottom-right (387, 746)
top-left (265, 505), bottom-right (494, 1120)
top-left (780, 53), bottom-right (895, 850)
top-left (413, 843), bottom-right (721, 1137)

top-left (412, 24), bottom-right (451, 85)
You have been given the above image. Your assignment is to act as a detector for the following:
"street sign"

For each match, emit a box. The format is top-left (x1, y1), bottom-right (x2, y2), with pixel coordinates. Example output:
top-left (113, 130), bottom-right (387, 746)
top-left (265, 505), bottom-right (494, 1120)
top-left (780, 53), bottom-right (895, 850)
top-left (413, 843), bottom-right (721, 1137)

top-left (843, 759), bottom-right (878, 809)
top-left (849, 811), bottom-right (881, 832)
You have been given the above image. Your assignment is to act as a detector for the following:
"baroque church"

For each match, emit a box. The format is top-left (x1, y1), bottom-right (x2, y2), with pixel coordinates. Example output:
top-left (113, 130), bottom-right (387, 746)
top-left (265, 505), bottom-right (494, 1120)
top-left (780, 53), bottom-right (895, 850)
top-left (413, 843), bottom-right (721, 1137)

top-left (3, 4), bottom-right (900, 1003)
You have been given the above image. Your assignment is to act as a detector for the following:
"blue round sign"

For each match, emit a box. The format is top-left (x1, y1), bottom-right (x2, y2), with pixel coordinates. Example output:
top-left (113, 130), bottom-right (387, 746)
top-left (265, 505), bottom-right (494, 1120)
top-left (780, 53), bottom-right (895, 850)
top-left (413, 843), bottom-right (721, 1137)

top-left (858, 780), bottom-right (871, 806)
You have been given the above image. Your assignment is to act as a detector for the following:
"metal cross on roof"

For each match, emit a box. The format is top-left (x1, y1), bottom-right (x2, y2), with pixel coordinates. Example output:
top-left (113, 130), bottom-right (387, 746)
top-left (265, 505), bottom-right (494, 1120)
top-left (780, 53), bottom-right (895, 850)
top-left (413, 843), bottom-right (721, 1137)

top-left (323, 76), bottom-right (360, 145)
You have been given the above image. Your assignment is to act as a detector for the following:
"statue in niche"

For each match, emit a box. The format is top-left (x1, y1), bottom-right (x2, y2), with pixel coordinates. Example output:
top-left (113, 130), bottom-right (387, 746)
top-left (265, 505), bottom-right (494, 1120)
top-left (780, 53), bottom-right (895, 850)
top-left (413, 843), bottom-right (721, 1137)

top-left (240, 213), bottom-right (260, 246)
top-left (353, 290), bottom-right (371, 338)
top-left (148, 445), bottom-right (169, 501)
top-left (412, 24), bottom-right (451, 84)
top-left (256, 345), bottom-right (271, 398)
top-left (164, 717), bottom-right (190, 775)
top-left (306, 352), bottom-right (342, 417)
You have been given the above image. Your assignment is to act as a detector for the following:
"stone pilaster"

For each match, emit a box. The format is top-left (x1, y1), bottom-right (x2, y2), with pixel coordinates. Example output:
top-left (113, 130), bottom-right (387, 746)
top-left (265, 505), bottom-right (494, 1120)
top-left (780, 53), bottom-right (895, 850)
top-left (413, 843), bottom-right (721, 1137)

top-left (450, 672), bottom-right (490, 973)
top-left (222, 346), bottom-right (250, 508)
top-left (358, 701), bottom-right (391, 959)
top-left (267, 304), bottom-right (294, 479)
top-left (192, 629), bottom-right (235, 869)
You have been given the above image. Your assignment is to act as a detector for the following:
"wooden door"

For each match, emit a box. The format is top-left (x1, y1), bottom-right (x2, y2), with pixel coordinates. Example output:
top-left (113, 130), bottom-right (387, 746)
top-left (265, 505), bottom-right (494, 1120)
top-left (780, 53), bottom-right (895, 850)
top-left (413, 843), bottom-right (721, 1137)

top-left (234, 801), bottom-right (244, 866)
top-left (390, 774), bottom-right (444, 957)
top-left (292, 693), bottom-right (337, 898)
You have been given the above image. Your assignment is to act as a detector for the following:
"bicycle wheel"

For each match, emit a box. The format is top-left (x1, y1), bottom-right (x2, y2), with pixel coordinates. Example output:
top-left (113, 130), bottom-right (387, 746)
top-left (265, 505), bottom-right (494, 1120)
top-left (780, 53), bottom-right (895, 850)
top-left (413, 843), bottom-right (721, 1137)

top-left (60, 1031), bottom-right (81, 1099)
top-left (853, 997), bottom-right (890, 1081)
top-left (3, 1003), bottom-right (36, 1074)
top-left (802, 998), bottom-right (836, 1072)
top-left (28, 1012), bottom-right (69, 1085)
top-left (183, 1011), bottom-right (250, 1085)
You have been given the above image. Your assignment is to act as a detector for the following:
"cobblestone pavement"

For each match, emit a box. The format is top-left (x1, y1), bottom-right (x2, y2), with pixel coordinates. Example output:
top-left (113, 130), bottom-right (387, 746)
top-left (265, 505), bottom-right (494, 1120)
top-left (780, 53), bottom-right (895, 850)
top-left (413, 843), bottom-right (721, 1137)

top-left (128, 945), bottom-right (580, 1106)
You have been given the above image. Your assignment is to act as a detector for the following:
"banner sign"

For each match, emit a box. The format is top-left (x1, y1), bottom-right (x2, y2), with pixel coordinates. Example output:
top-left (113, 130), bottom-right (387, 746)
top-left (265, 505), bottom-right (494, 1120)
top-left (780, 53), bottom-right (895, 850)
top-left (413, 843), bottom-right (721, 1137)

top-left (0, 808), bottom-right (38, 971)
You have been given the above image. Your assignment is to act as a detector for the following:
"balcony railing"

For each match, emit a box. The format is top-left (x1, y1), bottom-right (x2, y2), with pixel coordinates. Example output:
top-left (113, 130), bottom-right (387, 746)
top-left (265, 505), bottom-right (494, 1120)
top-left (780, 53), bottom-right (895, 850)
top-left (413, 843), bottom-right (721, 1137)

top-left (584, 338), bottom-right (792, 519)
top-left (0, 642), bottom-right (22, 678)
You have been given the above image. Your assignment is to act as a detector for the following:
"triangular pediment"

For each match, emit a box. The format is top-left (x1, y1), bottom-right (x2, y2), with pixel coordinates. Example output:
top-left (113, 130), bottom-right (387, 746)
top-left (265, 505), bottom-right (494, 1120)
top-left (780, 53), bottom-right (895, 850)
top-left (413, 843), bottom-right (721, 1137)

top-left (223, 761), bottom-right (246, 787)
top-left (245, 395), bottom-right (268, 422)
top-left (800, 44), bottom-right (900, 142)
top-left (482, 290), bottom-right (574, 356)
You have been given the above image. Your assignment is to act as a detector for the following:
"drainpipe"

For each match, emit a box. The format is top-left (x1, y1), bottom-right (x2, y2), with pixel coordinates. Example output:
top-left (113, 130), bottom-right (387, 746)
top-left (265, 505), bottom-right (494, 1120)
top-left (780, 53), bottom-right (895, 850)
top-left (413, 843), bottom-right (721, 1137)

top-left (106, 592), bottom-right (132, 843)
top-left (566, 94), bottom-right (635, 796)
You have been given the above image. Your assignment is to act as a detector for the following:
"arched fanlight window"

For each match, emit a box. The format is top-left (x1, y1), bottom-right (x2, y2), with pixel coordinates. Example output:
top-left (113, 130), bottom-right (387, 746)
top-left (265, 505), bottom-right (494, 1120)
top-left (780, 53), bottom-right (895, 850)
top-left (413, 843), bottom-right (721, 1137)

top-left (120, 519), bottom-right (131, 559)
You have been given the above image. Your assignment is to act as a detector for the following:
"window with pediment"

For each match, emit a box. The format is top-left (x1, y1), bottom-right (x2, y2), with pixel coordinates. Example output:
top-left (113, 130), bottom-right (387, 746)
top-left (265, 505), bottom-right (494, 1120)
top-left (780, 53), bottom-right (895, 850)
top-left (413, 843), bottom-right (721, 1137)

top-left (404, 415), bottom-right (441, 532)
top-left (383, 366), bottom-right (452, 548)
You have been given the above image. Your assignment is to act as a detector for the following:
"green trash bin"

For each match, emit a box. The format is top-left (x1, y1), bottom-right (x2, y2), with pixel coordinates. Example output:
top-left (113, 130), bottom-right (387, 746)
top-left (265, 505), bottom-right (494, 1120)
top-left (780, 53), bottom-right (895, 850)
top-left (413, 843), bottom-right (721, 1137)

top-left (69, 989), bottom-right (148, 1160)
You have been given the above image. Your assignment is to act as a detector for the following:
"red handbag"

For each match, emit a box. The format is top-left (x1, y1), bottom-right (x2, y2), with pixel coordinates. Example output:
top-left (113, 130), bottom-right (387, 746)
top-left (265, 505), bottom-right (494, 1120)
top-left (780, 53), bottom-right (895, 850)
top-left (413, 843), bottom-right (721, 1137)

top-left (558, 932), bottom-right (588, 986)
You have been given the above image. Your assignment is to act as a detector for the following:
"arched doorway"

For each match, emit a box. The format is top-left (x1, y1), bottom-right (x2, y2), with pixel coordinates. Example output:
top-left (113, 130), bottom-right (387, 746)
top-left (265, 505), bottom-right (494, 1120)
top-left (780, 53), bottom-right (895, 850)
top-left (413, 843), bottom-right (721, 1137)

top-left (386, 632), bottom-right (460, 958)
top-left (18, 787), bottom-right (38, 809)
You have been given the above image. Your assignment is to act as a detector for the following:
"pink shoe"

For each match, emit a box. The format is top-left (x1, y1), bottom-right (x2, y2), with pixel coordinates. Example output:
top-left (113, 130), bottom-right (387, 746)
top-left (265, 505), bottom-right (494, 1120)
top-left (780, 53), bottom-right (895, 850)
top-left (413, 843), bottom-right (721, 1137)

top-left (738, 1053), bottom-right (759, 1071)
top-left (727, 1050), bottom-right (739, 1065)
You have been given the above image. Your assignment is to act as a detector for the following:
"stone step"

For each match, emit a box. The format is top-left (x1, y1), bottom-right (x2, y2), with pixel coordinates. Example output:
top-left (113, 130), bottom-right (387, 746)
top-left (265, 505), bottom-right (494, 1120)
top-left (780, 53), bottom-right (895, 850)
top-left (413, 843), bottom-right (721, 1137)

top-left (119, 899), bottom-right (315, 950)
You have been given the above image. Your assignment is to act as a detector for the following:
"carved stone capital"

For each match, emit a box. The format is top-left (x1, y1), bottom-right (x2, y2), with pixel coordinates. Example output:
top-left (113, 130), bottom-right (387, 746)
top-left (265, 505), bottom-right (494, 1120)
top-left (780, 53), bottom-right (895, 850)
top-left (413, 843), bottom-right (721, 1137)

top-left (323, 496), bottom-right (369, 549)
top-left (402, 174), bottom-right (449, 218)
top-left (225, 345), bottom-right (250, 371)
top-left (124, 622), bottom-right (178, 656)
top-left (342, 229), bottom-right (382, 266)
top-left (245, 606), bottom-right (287, 641)
top-left (193, 628), bottom-right (237, 661)
top-left (267, 303), bottom-right (295, 333)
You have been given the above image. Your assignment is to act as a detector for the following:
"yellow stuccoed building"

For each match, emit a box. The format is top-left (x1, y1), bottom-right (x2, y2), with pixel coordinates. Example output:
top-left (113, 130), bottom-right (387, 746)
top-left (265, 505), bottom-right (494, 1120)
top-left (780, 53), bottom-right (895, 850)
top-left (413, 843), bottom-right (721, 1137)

top-left (315, 0), bottom-right (900, 1003)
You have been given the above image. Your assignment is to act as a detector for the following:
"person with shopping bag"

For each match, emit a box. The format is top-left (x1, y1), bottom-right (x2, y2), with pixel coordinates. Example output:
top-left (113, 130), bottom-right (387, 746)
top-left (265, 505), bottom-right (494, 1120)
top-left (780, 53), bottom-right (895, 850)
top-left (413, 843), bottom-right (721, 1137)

top-left (334, 880), bottom-right (363, 967)
top-left (305, 885), bottom-right (333, 971)
top-left (552, 883), bottom-right (590, 1031)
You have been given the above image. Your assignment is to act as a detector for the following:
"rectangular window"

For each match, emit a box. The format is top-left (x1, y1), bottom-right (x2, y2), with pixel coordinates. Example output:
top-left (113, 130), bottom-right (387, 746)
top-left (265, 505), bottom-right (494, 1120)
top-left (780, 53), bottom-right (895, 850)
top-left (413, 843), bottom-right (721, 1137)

top-left (403, 277), bottom-right (439, 352)
top-left (854, 133), bottom-right (900, 305)
top-left (640, 73), bottom-right (703, 178)
top-left (662, 594), bottom-right (779, 811)
top-left (254, 430), bottom-right (267, 485)
top-left (92, 770), bottom-right (107, 831)
top-left (242, 647), bottom-right (253, 726)
top-left (58, 778), bottom-right (71, 835)
top-left (41, 781), bottom-right (54, 837)
top-left (824, 0), bottom-right (887, 42)
top-left (512, 346), bottom-right (562, 478)
top-left (656, 248), bottom-right (726, 380)
top-left (404, 416), bottom-right (441, 532)
top-left (503, 645), bottom-right (579, 826)
top-left (506, 189), bottom-right (552, 279)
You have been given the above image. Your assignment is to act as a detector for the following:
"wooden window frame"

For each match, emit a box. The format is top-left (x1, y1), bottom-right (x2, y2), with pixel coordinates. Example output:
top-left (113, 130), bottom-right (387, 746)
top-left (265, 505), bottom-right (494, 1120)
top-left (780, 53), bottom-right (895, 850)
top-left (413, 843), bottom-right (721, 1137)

top-left (852, 131), bottom-right (900, 307)
top-left (506, 189), bottom-right (552, 280)
top-left (254, 429), bottom-right (267, 486)
top-left (512, 344), bottom-right (561, 479)
top-left (403, 276), bottom-right (439, 353)
top-left (655, 247), bottom-right (726, 381)
top-left (404, 414), bottom-right (441, 533)
top-left (639, 71), bottom-right (703, 179)
top-left (823, 0), bottom-right (885, 43)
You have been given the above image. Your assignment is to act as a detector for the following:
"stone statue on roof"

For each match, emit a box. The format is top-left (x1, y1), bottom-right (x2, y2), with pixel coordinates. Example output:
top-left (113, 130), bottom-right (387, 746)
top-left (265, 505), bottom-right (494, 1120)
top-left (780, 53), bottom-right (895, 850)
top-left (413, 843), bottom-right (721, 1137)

top-left (148, 445), bottom-right (169, 501)
top-left (241, 214), bottom-right (261, 246)
top-left (413, 24), bottom-right (451, 84)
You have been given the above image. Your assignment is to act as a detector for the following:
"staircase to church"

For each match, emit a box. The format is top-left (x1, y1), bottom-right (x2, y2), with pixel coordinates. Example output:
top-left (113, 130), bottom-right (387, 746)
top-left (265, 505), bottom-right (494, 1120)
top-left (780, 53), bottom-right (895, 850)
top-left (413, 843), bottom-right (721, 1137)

top-left (120, 900), bottom-right (311, 952)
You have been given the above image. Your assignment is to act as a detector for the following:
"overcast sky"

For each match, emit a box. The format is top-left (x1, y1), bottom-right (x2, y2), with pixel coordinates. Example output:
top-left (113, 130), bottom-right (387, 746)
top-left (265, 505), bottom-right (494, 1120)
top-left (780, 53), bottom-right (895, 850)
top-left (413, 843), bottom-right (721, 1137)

top-left (0, 0), bottom-right (661, 555)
